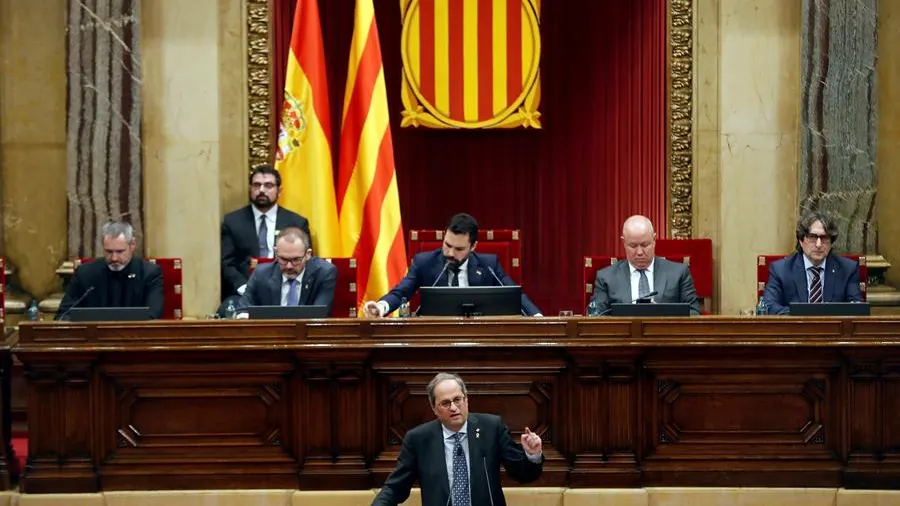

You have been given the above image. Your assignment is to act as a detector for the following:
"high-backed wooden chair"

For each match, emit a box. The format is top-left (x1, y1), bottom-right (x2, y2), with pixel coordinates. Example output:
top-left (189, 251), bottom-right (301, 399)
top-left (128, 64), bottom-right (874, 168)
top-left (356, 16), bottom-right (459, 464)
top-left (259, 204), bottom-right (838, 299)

top-left (757, 254), bottom-right (867, 301)
top-left (249, 257), bottom-right (358, 317)
top-left (655, 238), bottom-right (714, 313)
top-left (74, 257), bottom-right (184, 319)
top-left (583, 255), bottom-right (694, 312)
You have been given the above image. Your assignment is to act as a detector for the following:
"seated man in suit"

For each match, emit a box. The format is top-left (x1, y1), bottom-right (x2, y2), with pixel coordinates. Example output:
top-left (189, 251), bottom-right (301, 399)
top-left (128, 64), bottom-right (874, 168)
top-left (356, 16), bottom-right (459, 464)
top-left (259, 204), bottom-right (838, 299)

top-left (236, 227), bottom-right (337, 314)
top-left (763, 211), bottom-right (863, 314)
top-left (57, 220), bottom-right (164, 319)
top-left (220, 164), bottom-right (310, 305)
top-left (589, 215), bottom-right (701, 316)
top-left (372, 372), bottom-right (543, 506)
top-left (362, 213), bottom-right (542, 317)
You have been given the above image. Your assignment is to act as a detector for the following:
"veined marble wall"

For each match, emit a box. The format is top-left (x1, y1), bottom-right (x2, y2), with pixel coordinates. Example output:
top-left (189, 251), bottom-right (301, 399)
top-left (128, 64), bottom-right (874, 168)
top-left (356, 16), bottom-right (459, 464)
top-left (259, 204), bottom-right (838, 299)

top-left (142, 0), bottom-right (246, 317)
top-left (694, 0), bottom-right (801, 315)
top-left (0, 0), bottom-right (68, 298)
top-left (799, 0), bottom-right (878, 254)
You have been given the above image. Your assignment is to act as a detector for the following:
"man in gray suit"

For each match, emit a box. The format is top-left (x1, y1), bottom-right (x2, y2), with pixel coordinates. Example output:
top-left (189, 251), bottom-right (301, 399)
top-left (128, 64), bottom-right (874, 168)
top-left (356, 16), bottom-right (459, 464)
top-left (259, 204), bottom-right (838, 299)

top-left (236, 227), bottom-right (338, 314)
top-left (588, 215), bottom-right (700, 316)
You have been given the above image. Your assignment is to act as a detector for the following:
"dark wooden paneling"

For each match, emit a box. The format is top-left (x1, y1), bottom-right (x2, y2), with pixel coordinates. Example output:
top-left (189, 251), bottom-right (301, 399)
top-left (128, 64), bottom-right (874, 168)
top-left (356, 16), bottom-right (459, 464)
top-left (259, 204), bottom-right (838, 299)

top-left (11, 317), bottom-right (900, 492)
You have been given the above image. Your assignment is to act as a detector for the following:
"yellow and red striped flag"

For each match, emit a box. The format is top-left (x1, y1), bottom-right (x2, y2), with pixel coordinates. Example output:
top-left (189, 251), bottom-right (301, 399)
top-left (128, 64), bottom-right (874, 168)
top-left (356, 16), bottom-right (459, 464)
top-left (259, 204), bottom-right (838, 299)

top-left (275, 0), bottom-right (342, 257)
top-left (338, 0), bottom-right (408, 312)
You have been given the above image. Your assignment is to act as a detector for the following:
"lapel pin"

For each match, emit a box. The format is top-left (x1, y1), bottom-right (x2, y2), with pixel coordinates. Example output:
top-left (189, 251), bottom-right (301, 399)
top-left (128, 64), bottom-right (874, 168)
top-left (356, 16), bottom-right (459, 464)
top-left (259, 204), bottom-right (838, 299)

top-left (127, 273), bottom-right (136, 279)
top-left (475, 428), bottom-right (480, 439)
top-left (476, 269), bottom-right (483, 277)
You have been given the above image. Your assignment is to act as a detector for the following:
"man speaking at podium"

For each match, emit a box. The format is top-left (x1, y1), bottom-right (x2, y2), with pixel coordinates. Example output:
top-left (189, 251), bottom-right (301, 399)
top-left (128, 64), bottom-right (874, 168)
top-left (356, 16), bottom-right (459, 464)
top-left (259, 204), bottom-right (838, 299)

top-left (588, 215), bottom-right (700, 316)
top-left (362, 213), bottom-right (542, 317)
top-left (372, 373), bottom-right (543, 506)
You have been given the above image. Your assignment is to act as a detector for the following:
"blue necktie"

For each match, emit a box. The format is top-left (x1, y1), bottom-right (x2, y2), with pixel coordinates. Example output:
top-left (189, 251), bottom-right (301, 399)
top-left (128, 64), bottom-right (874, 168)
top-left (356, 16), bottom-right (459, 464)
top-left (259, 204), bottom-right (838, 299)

top-left (809, 267), bottom-right (823, 303)
top-left (286, 278), bottom-right (299, 306)
top-left (450, 433), bottom-right (469, 506)
top-left (258, 215), bottom-right (269, 257)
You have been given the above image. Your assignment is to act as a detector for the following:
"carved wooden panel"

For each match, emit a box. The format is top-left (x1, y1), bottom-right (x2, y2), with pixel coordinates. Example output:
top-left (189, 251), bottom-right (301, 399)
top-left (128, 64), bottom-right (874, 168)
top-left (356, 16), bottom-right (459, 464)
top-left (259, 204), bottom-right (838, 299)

top-left (12, 318), bottom-right (900, 491)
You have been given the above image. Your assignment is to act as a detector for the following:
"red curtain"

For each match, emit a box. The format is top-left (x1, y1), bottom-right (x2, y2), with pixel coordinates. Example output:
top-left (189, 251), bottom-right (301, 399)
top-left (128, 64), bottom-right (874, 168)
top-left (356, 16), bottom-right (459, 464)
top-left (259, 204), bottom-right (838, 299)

top-left (271, 0), bottom-right (668, 315)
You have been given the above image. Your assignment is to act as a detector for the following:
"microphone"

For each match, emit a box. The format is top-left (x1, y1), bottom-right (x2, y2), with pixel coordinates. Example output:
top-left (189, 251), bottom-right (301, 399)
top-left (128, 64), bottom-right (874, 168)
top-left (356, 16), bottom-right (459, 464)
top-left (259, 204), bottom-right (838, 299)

top-left (592, 290), bottom-right (659, 317)
top-left (431, 259), bottom-right (452, 287)
top-left (55, 286), bottom-right (96, 321)
top-left (475, 253), bottom-right (527, 316)
top-left (483, 457), bottom-right (495, 506)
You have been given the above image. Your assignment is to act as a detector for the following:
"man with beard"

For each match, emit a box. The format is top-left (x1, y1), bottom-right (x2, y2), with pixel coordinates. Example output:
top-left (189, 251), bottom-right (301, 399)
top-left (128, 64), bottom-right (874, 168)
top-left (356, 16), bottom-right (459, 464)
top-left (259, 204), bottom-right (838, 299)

top-left (763, 211), bottom-right (863, 314)
top-left (235, 227), bottom-right (337, 314)
top-left (588, 215), bottom-right (700, 316)
top-left (220, 165), bottom-right (310, 305)
top-left (57, 220), bottom-right (164, 319)
top-left (362, 213), bottom-right (541, 317)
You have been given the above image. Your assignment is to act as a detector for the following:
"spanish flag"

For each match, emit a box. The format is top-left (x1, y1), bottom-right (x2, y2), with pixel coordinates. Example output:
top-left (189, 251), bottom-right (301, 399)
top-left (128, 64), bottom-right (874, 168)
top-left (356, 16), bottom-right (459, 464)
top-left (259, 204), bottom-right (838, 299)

top-left (338, 0), bottom-right (407, 313)
top-left (274, 0), bottom-right (342, 257)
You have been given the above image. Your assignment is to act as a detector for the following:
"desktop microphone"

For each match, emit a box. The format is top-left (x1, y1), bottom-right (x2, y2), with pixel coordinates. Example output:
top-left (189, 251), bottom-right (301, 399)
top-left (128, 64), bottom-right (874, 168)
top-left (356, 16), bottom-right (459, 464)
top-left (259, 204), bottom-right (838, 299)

top-left (483, 457), bottom-right (495, 506)
top-left (55, 286), bottom-right (96, 321)
top-left (474, 254), bottom-right (527, 317)
top-left (593, 291), bottom-right (659, 317)
top-left (412, 260), bottom-right (454, 317)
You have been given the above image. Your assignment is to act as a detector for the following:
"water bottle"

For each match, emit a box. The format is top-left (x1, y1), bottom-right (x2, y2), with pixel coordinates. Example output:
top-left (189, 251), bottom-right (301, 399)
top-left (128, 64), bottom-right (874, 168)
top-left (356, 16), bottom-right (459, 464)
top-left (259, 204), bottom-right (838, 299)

top-left (223, 299), bottom-right (237, 319)
top-left (587, 299), bottom-right (600, 317)
top-left (399, 298), bottom-right (411, 318)
top-left (26, 300), bottom-right (40, 321)
top-left (755, 296), bottom-right (768, 316)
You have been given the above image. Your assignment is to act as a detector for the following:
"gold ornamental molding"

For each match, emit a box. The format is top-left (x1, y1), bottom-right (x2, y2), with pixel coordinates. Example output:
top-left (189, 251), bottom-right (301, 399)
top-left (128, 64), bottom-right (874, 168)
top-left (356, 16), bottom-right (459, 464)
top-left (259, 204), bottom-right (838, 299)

top-left (668, 0), bottom-right (693, 239)
top-left (246, 0), bottom-right (271, 170)
top-left (247, 0), bottom-right (694, 235)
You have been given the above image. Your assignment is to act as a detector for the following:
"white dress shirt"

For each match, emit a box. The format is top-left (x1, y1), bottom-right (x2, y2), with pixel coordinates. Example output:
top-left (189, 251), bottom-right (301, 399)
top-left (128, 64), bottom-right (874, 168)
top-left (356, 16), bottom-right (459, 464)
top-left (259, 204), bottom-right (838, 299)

top-left (802, 254), bottom-right (827, 298)
top-left (448, 258), bottom-right (470, 287)
top-left (251, 204), bottom-right (279, 258)
top-left (280, 269), bottom-right (306, 306)
top-left (628, 258), bottom-right (656, 302)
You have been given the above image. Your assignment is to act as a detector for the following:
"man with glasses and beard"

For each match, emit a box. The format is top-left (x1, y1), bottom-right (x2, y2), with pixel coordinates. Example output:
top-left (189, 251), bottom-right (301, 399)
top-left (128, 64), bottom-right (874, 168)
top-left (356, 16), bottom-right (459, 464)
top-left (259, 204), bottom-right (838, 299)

top-left (236, 227), bottom-right (337, 314)
top-left (220, 165), bottom-right (310, 308)
top-left (762, 211), bottom-right (863, 314)
top-left (362, 213), bottom-right (541, 317)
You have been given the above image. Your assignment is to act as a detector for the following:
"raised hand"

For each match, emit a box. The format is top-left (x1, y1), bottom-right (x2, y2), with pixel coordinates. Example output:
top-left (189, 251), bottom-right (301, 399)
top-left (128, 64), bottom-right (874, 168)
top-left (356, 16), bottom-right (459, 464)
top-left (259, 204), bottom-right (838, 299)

top-left (520, 426), bottom-right (542, 455)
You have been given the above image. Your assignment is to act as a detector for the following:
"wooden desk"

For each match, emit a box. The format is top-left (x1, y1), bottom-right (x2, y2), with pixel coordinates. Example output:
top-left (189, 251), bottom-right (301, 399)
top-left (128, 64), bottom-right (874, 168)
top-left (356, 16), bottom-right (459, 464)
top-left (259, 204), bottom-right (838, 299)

top-left (13, 317), bottom-right (900, 493)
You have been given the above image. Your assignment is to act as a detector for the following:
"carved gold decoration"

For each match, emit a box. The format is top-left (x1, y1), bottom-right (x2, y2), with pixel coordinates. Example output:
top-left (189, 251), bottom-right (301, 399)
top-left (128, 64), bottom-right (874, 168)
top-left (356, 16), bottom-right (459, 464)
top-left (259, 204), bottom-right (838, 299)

top-left (668, 0), bottom-right (694, 238)
top-left (247, 0), bottom-right (270, 170)
top-left (251, 1), bottom-right (696, 233)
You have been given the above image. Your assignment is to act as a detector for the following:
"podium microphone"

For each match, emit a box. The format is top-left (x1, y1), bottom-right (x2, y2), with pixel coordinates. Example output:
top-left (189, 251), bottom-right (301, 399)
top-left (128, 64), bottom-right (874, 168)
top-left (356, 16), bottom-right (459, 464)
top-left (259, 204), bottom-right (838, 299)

top-left (55, 286), bottom-right (96, 321)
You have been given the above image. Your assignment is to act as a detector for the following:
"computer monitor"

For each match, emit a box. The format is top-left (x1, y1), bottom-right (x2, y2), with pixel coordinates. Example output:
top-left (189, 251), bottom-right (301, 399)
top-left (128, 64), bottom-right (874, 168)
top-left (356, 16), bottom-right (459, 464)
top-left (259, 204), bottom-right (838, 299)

top-left (64, 307), bottom-right (152, 322)
top-left (418, 286), bottom-right (523, 317)
top-left (609, 303), bottom-right (692, 317)
top-left (789, 302), bottom-right (870, 316)
top-left (245, 305), bottom-right (330, 319)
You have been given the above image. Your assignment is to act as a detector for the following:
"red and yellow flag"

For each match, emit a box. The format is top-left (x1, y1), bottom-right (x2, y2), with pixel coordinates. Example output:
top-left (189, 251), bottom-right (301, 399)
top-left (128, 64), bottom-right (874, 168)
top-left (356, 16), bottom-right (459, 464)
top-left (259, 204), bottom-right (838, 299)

top-left (275, 0), bottom-right (342, 257)
top-left (338, 0), bottom-right (408, 312)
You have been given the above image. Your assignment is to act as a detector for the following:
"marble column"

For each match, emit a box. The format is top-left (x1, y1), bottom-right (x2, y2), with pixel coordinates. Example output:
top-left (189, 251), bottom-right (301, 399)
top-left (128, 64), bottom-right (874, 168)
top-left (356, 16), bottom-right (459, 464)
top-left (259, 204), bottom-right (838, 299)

top-left (800, 0), bottom-right (878, 253)
top-left (66, 0), bottom-right (143, 257)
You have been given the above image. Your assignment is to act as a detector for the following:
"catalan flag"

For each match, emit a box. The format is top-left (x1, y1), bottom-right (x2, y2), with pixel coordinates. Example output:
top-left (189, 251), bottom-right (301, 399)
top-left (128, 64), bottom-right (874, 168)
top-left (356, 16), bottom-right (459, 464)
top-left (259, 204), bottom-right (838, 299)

top-left (338, 0), bottom-right (407, 313)
top-left (274, 0), bottom-right (342, 257)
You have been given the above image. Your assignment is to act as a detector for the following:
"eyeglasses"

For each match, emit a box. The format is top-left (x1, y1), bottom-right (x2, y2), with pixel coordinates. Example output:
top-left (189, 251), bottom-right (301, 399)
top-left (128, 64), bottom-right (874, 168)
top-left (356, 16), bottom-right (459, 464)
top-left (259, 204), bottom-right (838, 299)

top-left (804, 233), bottom-right (832, 244)
top-left (276, 256), bottom-right (306, 266)
top-left (437, 395), bottom-right (467, 410)
top-left (251, 182), bottom-right (277, 190)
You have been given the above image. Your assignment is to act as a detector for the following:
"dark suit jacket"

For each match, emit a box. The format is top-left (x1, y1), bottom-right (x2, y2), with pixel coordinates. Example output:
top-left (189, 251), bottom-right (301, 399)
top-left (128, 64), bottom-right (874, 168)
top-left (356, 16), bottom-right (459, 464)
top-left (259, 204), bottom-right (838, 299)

top-left (762, 251), bottom-right (863, 315)
top-left (57, 257), bottom-right (164, 319)
top-left (236, 257), bottom-right (338, 314)
top-left (380, 249), bottom-right (541, 316)
top-left (589, 257), bottom-right (701, 315)
top-left (372, 413), bottom-right (543, 506)
top-left (220, 204), bottom-right (309, 300)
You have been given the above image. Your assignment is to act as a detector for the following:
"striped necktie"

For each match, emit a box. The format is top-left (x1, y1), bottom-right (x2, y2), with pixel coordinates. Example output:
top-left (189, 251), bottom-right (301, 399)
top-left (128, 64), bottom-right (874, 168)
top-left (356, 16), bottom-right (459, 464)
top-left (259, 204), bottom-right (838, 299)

top-left (808, 266), bottom-right (823, 303)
